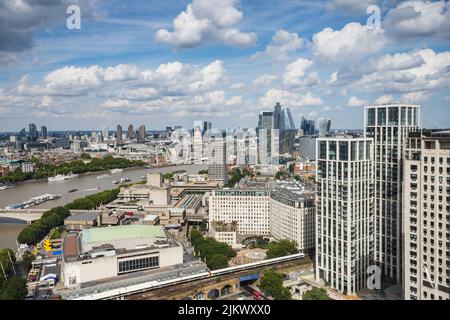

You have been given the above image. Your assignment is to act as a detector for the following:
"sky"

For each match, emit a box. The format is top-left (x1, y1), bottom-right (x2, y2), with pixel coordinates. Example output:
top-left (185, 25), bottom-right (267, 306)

top-left (0, 0), bottom-right (449, 131)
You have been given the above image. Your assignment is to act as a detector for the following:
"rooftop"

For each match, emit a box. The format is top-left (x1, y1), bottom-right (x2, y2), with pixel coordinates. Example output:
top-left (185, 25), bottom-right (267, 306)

top-left (65, 212), bottom-right (99, 222)
top-left (81, 225), bottom-right (166, 245)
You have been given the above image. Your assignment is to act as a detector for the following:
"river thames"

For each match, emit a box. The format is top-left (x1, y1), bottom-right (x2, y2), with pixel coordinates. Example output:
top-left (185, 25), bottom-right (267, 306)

top-left (0, 164), bottom-right (207, 250)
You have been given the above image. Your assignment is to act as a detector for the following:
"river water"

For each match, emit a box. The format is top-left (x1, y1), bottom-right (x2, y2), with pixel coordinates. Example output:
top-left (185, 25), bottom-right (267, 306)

top-left (0, 164), bottom-right (207, 250)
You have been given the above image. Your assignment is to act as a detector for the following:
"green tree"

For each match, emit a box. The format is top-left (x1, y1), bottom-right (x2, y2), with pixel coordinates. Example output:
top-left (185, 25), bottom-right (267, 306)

top-left (21, 251), bottom-right (35, 274)
top-left (302, 287), bottom-right (331, 300)
top-left (163, 172), bottom-right (174, 180)
top-left (198, 170), bottom-right (208, 175)
top-left (266, 239), bottom-right (298, 259)
top-left (0, 249), bottom-right (15, 275)
top-left (0, 276), bottom-right (27, 300)
top-left (207, 253), bottom-right (229, 270)
top-left (259, 269), bottom-right (291, 300)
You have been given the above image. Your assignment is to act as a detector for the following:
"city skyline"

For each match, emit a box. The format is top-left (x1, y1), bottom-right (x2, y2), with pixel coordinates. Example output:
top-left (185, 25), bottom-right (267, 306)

top-left (1, 0), bottom-right (450, 131)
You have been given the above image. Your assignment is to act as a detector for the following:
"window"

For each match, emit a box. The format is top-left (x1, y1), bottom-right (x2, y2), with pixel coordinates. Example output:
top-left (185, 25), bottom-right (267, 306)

top-left (118, 255), bottom-right (159, 274)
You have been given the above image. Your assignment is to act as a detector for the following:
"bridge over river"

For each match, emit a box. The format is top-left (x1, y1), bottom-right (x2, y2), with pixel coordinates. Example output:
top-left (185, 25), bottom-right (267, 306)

top-left (0, 209), bottom-right (99, 224)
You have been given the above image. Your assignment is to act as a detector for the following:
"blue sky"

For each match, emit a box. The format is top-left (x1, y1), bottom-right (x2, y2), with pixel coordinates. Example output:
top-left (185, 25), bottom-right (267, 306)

top-left (0, 0), bottom-right (449, 131)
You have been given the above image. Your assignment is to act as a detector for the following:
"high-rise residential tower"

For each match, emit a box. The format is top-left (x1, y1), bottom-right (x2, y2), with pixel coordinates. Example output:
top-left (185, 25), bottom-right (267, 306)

top-left (316, 136), bottom-right (374, 295)
top-left (403, 129), bottom-right (450, 300)
top-left (138, 125), bottom-right (146, 141)
top-left (364, 104), bottom-right (420, 284)
top-left (127, 124), bottom-right (134, 139)
top-left (40, 126), bottom-right (48, 139)
top-left (116, 125), bottom-right (123, 145)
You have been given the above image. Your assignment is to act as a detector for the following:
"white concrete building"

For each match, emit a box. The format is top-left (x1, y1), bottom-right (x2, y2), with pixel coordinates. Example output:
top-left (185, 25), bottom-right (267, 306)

top-left (403, 130), bottom-right (450, 300)
top-left (364, 104), bottom-right (420, 284)
top-left (315, 136), bottom-right (374, 295)
top-left (208, 181), bottom-right (315, 251)
top-left (62, 225), bottom-right (183, 288)
top-left (209, 189), bottom-right (271, 236)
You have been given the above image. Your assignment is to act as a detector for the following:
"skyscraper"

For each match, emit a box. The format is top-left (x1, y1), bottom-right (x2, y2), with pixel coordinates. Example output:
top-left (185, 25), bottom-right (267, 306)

top-left (127, 124), bottom-right (134, 139)
top-left (102, 125), bottom-right (109, 141)
top-left (364, 104), bottom-right (420, 284)
top-left (317, 118), bottom-right (331, 137)
top-left (316, 136), bottom-right (374, 295)
top-left (257, 111), bottom-right (275, 164)
top-left (138, 125), bottom-right (146, 141)
top-left (208, 136), bottom-right (228, 186)
top-left (300, 117), bottom-right (315, 136)
top-left (29, 123), bottom-right (38, 141)
top-left (116, 125), bottom-right (123, 145)
top-left (403, 129), bottom-right (450, 300)
top-left (41, 126), bottom-right (48, 139)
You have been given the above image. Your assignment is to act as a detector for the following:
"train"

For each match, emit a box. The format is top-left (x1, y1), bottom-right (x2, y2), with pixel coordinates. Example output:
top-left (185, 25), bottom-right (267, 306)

top-left (68, 253), bottom-right (306, 300)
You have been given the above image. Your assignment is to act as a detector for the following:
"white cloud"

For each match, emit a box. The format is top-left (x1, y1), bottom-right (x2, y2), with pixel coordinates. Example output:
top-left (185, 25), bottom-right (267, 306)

top-left (283, 58), bottom-right (320, 88)
top-left (252, 74), bottom-right (277, 87)
top-left (384, 0), bottom-right (450, 39)
top-left (374, 94), bottom-right (394, 104)
top-left (155, 0), bottom-right (256, 48)
top-left (347, 96), bottom-right (368, 107)
top-left (331, 49), bottom-right (450, 97)
top-left (312, 22), bottom-right (388, 62)
top-left (251, 29), bottom-right (304, 61)
top-left (401, 91), bottom-right (430, 103)
top-left (230, 83), bottom-right (245, 90)
top-left (260, 88), bottom-right (323, 108)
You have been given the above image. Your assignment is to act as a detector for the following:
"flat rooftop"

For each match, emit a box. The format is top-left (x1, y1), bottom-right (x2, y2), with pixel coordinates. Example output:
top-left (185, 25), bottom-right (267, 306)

top-left (81, 225), bottom-right (166, 245)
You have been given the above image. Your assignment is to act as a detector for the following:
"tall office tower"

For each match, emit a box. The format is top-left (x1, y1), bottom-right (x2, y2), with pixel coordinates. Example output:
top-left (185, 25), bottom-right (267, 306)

top-left (102, 125), bottom-right (109, 140)
top-left (40, 126), bottom-right (48, 139)
top-left (138, 125), bottom-right (146, 141)
top-left (28, 123), bottom-right (38, 141)
top-left (204, 121), bottom-right (212, 134)
top-left (317, 118), bottom-right (332, 137)
top-left (208, 137), bottom-right (228, 186)
top-left (301, 117), bottom-right (315, 136)
top-left (127, 124), bottom-right (134, 139)
top-left (258, 111), bottom-right (275, 163)
top-left (364, 104), bottom-right (420, 284)
top-left (316, 136), bottom-right (374, 295)
top-left (116, 125), bottom-right (123, 145)
top-left (403, 130), bottom-right (450, 300)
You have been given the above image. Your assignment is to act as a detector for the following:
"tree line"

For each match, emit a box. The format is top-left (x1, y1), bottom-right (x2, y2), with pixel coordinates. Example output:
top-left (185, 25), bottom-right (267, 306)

top-left (17, 188), bottom-right (119, 245)
top-left (0, 154), bottom-right (145, 184)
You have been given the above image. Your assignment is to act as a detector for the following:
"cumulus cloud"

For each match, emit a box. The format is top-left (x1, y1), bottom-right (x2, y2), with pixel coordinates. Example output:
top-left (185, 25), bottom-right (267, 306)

top-left (374, 94), bottom-right (394, 104)
top-left (0, 60), bottom-right (235, 118)
top-left (155, 0), bottom-right (256, 48)
top-left (329, 49), bottom-right (450, 99)
top-left (230, 83), bottom-right (245, 90)
top-left (401, 91), bottom-right (430, 103)
top-left (347, 96), bottom-right (368, 107)
top-left (260, 88), bottom-right (323, 108)
top-left (0, 0), bottom-right (100, 64)
top-left (252, 74), bottom-right (277, 87)
top-left (384, 0), bottom-right (450, 39)
top-left (283, 58), bottom-right (320, 88)
top-left (251, 29), bottom-right (304, 61)
top-left (312, 22), bottom-right (388, 62)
